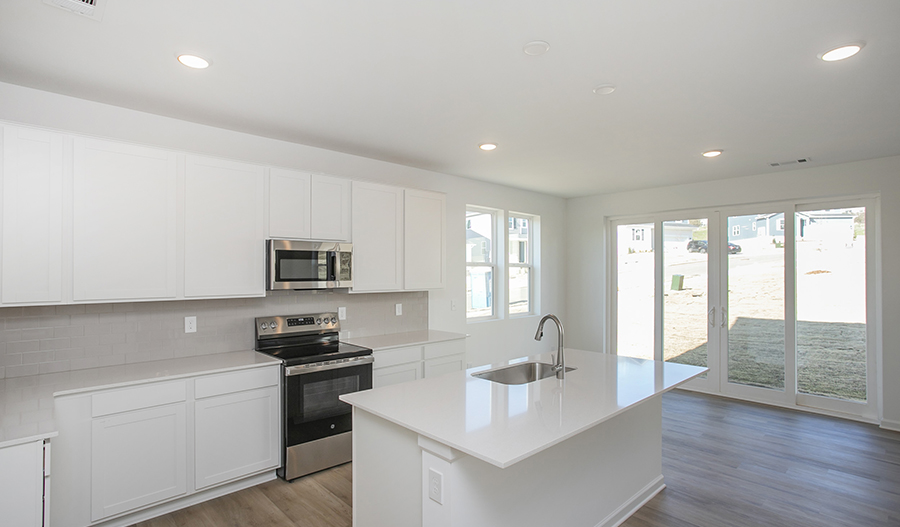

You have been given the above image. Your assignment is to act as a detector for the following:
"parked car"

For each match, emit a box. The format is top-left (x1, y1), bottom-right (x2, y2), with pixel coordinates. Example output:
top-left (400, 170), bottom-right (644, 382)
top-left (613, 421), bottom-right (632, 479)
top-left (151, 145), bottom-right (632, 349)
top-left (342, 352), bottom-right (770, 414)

top-left (687, 240), bottom-right (708, 253)
top-left (728, 242), bottom-right (742, 254)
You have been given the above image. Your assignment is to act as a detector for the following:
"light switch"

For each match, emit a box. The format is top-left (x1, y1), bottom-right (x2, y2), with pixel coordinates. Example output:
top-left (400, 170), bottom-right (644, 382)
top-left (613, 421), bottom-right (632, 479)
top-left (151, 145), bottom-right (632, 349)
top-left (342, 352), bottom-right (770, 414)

top-left (338, 307), bottom-right (347, 320)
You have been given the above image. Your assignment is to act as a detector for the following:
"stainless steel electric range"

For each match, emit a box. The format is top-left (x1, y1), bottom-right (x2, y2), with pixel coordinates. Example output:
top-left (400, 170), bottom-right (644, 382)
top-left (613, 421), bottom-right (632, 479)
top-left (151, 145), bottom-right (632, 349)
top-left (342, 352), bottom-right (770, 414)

top-left (254, 312), bottom-right (373, 481)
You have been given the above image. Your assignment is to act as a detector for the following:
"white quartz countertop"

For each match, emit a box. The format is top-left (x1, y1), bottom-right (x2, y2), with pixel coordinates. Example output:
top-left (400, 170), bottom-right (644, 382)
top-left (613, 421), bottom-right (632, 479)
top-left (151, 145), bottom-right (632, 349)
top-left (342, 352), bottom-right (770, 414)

top-left (341, 349), bottom-right (705, 468)
top-left (344, 329), bottom-right (466, 351)
top-left (0, 350), bottom-right (281, 449)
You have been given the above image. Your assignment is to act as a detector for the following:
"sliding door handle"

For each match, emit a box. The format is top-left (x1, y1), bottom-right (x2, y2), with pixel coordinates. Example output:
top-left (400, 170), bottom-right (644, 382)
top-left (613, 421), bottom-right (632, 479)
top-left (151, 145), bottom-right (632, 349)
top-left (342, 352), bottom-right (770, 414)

top-left (708, 307), bottom-right (716, 327)
top-left (720, 306), bottom-right (728, 328)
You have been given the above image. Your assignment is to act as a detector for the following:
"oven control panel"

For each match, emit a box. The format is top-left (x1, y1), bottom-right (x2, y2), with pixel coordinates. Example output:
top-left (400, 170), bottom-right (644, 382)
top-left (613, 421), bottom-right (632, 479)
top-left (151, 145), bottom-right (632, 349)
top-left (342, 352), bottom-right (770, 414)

top-left (255, 312), bottom-right (339, 337)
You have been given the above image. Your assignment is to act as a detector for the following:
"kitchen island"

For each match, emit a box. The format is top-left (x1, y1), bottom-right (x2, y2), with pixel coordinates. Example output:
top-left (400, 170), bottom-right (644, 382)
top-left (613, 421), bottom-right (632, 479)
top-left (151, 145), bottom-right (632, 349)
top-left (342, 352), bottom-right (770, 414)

top-left (340, 349), bottom-right (705, 527)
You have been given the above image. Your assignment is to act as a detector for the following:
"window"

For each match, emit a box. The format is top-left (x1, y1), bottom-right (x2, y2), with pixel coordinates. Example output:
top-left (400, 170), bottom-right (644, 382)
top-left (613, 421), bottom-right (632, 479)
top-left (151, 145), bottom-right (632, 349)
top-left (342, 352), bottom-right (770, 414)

top-left (466, 208), bottom-right (496, 319)
top-left (778, 218), bottom-right (785, 231)
top-left (633, 228), bottom-right (645, 241)
top-left (732, 225), bottom-right (741, 237)
top-left (508, 214), bottom-right (534, 315)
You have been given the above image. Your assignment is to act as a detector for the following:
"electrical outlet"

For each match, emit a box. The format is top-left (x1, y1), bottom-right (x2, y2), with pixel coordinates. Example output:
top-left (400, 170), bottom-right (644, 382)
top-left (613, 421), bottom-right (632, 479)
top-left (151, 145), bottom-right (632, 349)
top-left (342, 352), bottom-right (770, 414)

top-left (450, 299), bottom-right (457, 311)
top-left (338, 307), bottom-right (347, 320)
top-left (428, 468), bottom-right (443, 504)
top-left (395, 303), bottom-right (402, 316)
top-left (184, 316), bottom-right (197, 333)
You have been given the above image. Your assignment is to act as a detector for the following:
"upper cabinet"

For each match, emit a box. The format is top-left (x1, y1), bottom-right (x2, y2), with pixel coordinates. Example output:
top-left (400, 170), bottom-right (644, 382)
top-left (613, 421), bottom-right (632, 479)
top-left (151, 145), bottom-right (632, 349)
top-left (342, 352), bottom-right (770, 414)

top-left (1, 125), bottom-right (64, 304)
top-left (268, 170), bottom-right (350, 242)
top-left (310, 174), bottom-right (351, 241)
top-left (73, 138), bottom-right (177, 302)
top-left (404, 189), bottom-right (446, 290)
top-left (351, 181), bottom-right (404, 291)
top-left (268, 168), bottom-right (311, 239)
top-left (351, 183), bottom-right (446, 292)
top-left (184, 156), bottom-right (265, 298)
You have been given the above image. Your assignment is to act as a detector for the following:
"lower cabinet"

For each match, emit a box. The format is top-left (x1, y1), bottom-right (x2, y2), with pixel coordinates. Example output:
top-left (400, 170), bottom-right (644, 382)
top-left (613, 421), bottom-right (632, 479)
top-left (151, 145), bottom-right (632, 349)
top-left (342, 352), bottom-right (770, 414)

top-left (372, 339), bottom-right (466, 389)
top-left (52, 364), bottom-right (280, 527)
top-left (194, 385), bottom-right (279, 490)
top-left (91, 404), bottom-right (187, 521)
top-left (0, 439), bottom-right (46, 527)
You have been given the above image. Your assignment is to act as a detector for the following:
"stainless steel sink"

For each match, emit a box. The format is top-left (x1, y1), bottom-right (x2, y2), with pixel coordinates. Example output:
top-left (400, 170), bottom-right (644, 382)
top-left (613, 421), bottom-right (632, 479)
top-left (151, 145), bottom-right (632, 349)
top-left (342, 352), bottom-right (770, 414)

top-left (471, 361), bottom-right (576, 385)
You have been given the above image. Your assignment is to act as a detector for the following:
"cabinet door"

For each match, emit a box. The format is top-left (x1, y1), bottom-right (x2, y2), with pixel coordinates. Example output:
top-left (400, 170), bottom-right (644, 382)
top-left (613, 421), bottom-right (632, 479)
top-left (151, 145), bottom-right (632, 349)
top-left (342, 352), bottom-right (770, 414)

top-left (310, 174), bottom-right (351, 241)
top-left (194, 386), bottom-right (280, 490)
top-left (424, 354), bottom-right (466, 378)
top-left (268, 168), bottom-right (311, 239)
top-left (184, 156), bottom-right (265, 298)
top-left (0, 440), bottom-right (44, 527)
top-left (404, 189), bottom-right (446, 290)
top-left (351, 181), bottom-right (403, 291)
top-left (73, 137), bottom-right (177, 301)
top-left (91, 404), bottom-right (187, 521)
top-left (373, 361), bottom-right (423, 388)
top-left (1, 125), bottom-right (64, 304)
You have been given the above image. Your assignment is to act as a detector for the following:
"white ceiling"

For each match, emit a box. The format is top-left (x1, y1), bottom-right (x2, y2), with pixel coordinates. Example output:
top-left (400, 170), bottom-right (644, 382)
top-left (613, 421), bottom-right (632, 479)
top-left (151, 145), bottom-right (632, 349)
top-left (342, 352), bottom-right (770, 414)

top-left (1, 1), bottom-right (898, 198)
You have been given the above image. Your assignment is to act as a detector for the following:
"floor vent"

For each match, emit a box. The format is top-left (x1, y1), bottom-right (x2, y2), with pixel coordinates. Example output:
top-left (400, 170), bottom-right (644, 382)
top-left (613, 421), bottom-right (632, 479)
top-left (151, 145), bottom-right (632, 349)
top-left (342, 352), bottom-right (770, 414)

top-left (44, 0), bottom-right (106, 21)
top-left (769, 158), bottom-right (811, 167)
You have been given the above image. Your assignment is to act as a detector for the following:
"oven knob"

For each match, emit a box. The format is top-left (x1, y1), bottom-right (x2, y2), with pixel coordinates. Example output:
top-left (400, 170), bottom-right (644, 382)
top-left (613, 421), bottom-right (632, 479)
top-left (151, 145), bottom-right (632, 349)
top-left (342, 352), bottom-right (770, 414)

top-left (260, 322), bottom-right (268, 330)
top-left (330, 317), bottom-right (337, 324)
top-left (316, 318), bottom-right (322, 325)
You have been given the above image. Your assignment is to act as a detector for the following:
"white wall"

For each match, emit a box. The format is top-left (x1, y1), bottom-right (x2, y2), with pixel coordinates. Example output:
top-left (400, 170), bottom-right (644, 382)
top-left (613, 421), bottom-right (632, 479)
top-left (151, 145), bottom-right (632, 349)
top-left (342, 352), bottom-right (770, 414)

top-left (566, 155), bottom-right (900, 428)
top-left (0, 81), bottom-right (566, 368)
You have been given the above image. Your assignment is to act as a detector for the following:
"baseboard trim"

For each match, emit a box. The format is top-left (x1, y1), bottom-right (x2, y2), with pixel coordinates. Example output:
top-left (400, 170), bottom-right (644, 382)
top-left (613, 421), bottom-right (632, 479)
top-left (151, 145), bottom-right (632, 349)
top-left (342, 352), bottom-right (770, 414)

top-left (595, 475), bottom-right (666, 527)
top-left (95, 469), bottom-right (277, 527)
top-left (880, 419), bottom-right (900, 433)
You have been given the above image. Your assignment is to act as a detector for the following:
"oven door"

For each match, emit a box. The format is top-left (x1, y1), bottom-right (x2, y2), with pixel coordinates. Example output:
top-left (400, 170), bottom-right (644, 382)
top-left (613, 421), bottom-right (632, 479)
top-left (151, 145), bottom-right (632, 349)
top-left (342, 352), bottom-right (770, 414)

top-left (283, 357), bottom-right (373, 447)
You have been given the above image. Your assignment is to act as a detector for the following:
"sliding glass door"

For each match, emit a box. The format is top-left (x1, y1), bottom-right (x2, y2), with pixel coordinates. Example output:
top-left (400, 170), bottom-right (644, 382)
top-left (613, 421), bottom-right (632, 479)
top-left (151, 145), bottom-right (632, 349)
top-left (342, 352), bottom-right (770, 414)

top-left (611, 199), bottom-right (877, 420)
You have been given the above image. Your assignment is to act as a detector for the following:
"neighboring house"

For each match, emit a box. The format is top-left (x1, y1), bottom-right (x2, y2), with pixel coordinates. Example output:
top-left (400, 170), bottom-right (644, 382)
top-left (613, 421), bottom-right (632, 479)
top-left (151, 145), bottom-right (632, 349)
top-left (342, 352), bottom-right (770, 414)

top-left (728, 212), bottom-right (854, 243)
top-left (619, 221), bottom-right (702, 254)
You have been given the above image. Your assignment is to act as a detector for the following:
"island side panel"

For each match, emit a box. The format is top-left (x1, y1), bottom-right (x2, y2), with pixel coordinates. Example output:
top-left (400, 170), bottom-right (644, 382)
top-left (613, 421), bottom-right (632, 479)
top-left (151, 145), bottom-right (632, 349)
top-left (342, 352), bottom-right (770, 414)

top-left (448, 396), bottom-right (663, 527)
top-left (352, 407), bottom-right (422, 527)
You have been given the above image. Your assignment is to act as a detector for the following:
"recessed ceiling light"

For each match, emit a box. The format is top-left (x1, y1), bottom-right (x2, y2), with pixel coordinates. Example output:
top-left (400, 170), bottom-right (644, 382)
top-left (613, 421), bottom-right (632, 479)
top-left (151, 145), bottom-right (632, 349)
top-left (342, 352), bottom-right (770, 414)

top-left (479, 143), bottom-right (497, 151)
top-left (818, 42), bottom-right (865, 62)
top-left (177, 54), bottom-right (210, 69)
top-left (592, 84), bottom-right (616, 95)
top-left (523, 41), bottom-right (550, 56)
top-left (702, 150), bottom-right (723, 158)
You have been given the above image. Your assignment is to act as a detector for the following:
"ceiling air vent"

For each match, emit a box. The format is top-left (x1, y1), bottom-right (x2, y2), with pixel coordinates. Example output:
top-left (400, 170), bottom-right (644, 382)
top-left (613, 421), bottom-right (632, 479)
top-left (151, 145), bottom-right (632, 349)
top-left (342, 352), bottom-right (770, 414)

top-left (769, 158), bottom-right (811, 168)
top-left (44, 0), bottom-right (106, 21)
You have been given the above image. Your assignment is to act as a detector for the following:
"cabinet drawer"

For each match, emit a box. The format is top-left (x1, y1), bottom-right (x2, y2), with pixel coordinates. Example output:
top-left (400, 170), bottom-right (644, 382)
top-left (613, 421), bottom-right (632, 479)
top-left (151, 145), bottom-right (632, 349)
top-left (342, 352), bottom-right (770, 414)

top-left (373, 362), bottom-right (423, 388)
top-left (373, 345), bottom-right (423, 369)
top-left (423, 339), bottom-right (465, 360)
top-left (424, 353), bottom-right (466, 378)
top-left (92, 381), bottom-right (186, 417)
top-left (195, 366), bottom-right (280, 399)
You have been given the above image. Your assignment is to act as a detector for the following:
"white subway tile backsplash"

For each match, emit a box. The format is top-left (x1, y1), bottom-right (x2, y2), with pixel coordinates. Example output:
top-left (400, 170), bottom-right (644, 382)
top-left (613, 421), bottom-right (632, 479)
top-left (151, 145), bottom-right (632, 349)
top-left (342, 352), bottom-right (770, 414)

top-left (0, 290), bottom-right (427, 379)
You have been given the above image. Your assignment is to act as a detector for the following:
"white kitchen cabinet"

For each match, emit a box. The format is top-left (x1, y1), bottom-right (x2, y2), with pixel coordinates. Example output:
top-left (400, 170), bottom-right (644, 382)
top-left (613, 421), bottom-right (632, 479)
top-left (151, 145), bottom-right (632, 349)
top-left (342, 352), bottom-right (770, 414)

top-left (91, 403), bottom-right (187, 521)
top-left (268, 167), bottom-right (311, 239)
top-left (351, 181), bottom-right (404, 291)
top-left (1, 125), bottom-right (64, 304)
top-left (374, 361), bottom-right (424, 388)
top-left (404, 188), bottom-right (446, 290)
top-left (372, 339), bottom-right (466, 388)
top-left (73, 137), bottom-right (177, 301)
top-left (268, 170), bottom-right (351, 241)
top-left (0, 439), bottom-right (45, 527)
top-left (310, 174), bottom-right (351, 241)
top-left (184, 155), bottom-right (265, 298)
top-left (194, 368), bottom-right (280, 490)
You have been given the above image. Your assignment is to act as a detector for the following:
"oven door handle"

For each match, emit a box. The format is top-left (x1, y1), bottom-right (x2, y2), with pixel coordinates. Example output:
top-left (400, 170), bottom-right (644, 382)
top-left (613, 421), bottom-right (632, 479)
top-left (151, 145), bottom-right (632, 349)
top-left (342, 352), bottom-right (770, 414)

top-left (286, 355), bottom-right (374, 376)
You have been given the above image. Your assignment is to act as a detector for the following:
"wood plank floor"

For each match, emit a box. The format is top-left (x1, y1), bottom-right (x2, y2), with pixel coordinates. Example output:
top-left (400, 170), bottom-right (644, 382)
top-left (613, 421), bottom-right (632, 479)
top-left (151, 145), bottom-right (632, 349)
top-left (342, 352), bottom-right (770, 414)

top-left (133, 391), bottom-right (900, 527)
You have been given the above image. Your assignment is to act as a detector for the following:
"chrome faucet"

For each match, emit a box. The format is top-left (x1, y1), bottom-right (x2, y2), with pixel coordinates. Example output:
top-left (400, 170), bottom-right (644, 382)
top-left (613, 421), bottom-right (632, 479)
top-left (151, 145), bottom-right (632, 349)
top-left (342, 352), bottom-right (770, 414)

top-left (534, 314), bottom-right (565, 379)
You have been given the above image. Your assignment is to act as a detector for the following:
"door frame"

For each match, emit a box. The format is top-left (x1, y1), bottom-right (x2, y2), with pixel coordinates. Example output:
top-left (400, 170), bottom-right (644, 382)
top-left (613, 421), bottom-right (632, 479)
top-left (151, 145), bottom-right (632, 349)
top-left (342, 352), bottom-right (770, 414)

top-left (607, 195), bottom-right (881, 423)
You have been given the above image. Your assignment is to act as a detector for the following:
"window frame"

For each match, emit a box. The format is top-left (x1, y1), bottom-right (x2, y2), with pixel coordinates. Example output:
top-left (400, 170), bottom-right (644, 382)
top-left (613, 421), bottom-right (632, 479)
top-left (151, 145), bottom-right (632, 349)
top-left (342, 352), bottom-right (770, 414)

top-left (508, 213), bottom-right (536, 317)
top-left (465, 206), bottom-right (500, 321)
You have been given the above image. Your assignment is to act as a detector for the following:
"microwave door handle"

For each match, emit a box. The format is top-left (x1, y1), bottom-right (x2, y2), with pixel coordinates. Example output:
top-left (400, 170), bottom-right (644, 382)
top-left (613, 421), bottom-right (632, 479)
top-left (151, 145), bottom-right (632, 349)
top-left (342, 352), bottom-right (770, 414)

top-left (328, 251), bottom-right (337, 282)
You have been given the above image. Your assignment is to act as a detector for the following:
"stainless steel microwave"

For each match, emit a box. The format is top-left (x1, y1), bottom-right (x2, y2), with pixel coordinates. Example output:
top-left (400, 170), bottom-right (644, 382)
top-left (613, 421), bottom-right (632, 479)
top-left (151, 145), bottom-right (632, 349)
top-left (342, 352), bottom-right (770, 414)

top-left (267, 240), bottom-right (353, 290)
